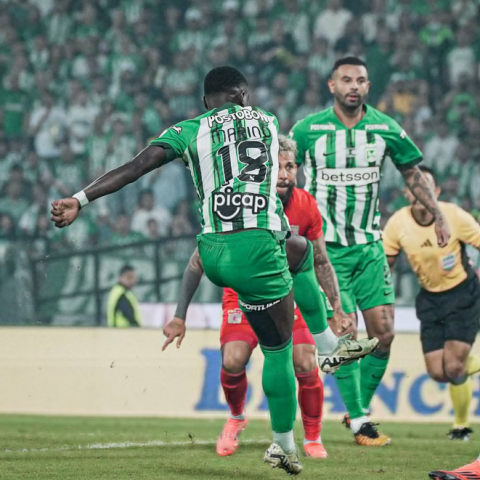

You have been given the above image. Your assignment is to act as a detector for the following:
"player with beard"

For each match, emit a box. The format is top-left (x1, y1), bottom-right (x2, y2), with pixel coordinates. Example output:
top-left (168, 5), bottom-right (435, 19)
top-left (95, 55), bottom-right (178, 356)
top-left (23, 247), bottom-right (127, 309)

top-left (289, 57), bottom-right (451, 446)
top-left (163, 136), bottom-right (345, 458)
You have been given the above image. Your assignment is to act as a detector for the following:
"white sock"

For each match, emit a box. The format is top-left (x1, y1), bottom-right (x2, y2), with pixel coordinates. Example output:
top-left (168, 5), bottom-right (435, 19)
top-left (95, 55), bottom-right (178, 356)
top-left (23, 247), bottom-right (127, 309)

top-left (273, 430), bottom-right (296, 454)
top-left (313, 328), bottom-right (338, 354)
top-left (303, 435), bottom-right (322, 445)
top-left (230, 410), bottom-right (246, 421)
top-left (350, 415), bottom-right (369, 434)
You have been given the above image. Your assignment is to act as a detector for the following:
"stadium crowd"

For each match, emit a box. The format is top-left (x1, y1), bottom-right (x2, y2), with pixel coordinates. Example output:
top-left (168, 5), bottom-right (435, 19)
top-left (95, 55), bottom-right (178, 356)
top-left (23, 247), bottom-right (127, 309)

top-left (1, 0), bottom-right (480, 258)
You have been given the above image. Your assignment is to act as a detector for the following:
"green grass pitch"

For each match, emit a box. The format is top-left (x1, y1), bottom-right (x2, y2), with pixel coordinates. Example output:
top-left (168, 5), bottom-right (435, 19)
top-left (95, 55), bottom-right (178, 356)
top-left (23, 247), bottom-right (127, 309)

top-left (0, 415), bottom-right (478, 479)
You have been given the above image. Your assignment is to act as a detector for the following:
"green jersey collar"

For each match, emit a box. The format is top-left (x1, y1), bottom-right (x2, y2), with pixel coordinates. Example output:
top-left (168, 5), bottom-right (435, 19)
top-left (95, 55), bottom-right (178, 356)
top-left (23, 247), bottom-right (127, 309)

top-left (327, 104), bottom-right (372, 129)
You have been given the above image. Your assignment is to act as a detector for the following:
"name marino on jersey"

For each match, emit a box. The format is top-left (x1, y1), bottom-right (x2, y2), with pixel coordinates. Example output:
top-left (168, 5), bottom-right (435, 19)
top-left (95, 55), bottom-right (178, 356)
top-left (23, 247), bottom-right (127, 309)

top-left (151, 105), bottom-right (289, 235)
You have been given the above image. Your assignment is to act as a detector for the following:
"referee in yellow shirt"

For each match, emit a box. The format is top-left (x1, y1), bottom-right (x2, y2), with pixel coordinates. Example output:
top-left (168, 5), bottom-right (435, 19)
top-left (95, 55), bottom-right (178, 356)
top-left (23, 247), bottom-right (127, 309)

top-left (384, 166), bottom-right (480, 441)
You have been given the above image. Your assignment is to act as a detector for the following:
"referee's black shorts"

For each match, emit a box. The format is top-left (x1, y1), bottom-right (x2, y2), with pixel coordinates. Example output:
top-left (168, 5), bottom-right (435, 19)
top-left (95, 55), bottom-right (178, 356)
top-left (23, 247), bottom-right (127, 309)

top-left (416, 275), bottom-right (480, 354)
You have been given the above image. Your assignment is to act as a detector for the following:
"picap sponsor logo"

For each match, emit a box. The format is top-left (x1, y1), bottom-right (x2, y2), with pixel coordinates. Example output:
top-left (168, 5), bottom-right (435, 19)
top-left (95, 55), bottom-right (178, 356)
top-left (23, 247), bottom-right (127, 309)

top-left (317, 167), bottom-right (380, 186)
top-left (212, 187), bottom-right (268, 221)
top-left (207, 108), bottom-right (269, 128)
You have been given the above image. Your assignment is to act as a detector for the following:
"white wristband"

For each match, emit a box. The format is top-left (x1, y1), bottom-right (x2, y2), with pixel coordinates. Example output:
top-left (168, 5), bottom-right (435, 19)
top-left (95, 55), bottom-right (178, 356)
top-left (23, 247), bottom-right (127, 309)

top-left (73, 191), bottom-right (89, 208)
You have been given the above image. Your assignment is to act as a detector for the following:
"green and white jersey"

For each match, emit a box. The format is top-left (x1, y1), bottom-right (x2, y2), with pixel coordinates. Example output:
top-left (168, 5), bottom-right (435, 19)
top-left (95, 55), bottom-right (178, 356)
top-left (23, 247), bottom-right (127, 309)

top-left (150, 103), bottom-right (289, 235)
top-left (289, 105), bottom-right (422, 246)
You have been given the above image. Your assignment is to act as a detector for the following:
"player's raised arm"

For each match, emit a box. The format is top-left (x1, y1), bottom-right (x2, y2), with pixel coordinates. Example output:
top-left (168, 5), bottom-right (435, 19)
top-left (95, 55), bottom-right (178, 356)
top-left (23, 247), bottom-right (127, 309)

top-left (51, 145), bottom-right (168, 228)
top-left (400, 165), bottom-right (451, 247)
top-left (162, 248), bottom-right (204, 351)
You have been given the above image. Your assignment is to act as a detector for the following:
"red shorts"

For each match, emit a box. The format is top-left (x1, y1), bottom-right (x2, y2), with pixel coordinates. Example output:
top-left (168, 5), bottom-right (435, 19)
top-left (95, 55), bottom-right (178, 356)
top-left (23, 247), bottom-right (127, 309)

top-left (220, 300), bottom-right (315, 350)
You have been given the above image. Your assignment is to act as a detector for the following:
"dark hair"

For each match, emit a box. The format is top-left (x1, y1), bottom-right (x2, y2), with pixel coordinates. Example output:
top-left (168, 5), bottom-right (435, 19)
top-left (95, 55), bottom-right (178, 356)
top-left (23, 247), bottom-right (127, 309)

top-left (119, 265), bottom-right (135, 275)
top-left (204, 66), bottom-right (248, 96)
top-left (419, 165), bottom-right (436, 184)
top-left (331, 57), bottom-right (368, 76)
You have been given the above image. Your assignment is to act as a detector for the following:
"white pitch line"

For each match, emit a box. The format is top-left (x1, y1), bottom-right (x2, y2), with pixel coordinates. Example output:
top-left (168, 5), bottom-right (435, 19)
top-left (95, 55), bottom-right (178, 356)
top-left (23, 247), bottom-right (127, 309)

top-left (3, 438), bottom-right (271, 454)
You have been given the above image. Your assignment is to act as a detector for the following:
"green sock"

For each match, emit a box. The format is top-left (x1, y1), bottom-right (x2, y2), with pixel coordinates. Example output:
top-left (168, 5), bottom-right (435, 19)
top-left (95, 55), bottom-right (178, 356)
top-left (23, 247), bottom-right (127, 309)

top-left (360, 350), bottom-right (390, 412)
top-left (334, 360), bottom-right (364, 419)
top-left (261, 339), bottom-right (297, 433)
top-left (292, 240), bottom-right (329, 334)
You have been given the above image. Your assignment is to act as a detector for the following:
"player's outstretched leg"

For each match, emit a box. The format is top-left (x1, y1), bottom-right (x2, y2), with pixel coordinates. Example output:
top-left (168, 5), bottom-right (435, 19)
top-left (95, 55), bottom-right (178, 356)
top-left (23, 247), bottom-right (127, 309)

top-left (429, 455), bottom-right (480, 479)
top-left (243, 291), bottom-right (302, 475)
top-left (217, 341), bottom-right (252, 456)
top-left (287, 236), bottom-right (378, 372)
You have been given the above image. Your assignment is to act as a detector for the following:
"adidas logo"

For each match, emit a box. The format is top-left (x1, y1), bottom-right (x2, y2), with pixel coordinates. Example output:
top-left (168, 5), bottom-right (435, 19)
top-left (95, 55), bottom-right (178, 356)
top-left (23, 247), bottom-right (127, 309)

top-left (421, 239), bottom-right (433, 247)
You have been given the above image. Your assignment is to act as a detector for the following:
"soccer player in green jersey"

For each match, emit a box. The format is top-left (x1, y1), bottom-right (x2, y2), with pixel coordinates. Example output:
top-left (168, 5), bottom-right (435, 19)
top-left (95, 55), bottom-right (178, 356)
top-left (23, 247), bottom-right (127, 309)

top-left (51, 66), bottom-right (377, 475)
top-left (289, 57), bottom-right (451, 446)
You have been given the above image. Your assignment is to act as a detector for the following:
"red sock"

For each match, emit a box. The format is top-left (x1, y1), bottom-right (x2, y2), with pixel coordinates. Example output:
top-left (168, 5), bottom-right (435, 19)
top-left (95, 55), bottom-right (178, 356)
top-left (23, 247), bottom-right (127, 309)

top-left (221, 368), bottom-right (248, 417)
top-left (296, 366), bottom-right (323, 441)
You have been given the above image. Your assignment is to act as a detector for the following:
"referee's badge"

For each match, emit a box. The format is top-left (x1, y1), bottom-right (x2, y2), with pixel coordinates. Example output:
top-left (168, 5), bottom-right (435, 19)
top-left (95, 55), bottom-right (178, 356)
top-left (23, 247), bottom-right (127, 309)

top-left (227, 309), bottom-right (243, 324)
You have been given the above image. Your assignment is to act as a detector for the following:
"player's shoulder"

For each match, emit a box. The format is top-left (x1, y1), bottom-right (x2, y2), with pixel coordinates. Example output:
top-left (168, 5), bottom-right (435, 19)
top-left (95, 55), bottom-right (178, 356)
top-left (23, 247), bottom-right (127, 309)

top-left (364, 105), bottom-right (402, 132)
top-left (291, 108), bottom-right (333, 133)
top-left (440, 201), bottom-right (473, 222)
top-left (386, 206), bottom-right (410, 227)
top-left (291, 188), bottom-right (321, 212)
top-left (292, 187), bottom-right (316, 204)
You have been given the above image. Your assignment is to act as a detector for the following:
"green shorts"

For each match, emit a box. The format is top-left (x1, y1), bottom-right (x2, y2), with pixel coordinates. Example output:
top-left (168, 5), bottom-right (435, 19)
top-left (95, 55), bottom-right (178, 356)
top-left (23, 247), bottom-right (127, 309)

top-left (197, 229), bottom-right (293, 305)
top-left (326, 240), bottom-right (395, 316)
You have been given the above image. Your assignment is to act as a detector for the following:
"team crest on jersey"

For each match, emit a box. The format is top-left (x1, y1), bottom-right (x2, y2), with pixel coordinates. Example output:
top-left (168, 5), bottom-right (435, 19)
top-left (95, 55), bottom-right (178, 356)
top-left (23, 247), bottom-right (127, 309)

top-left (227, 309), bottom-right (243, 324)
top-left (290, 225), bottom-right (299, 235)
top-left (212, 187), bottom-right (268, 221)
top-left (365, 124), bottom-right (389, 131)
top-left (310, 124), bottom-right (335, 131)
top-left (365, 143), bottom-right (377, 163)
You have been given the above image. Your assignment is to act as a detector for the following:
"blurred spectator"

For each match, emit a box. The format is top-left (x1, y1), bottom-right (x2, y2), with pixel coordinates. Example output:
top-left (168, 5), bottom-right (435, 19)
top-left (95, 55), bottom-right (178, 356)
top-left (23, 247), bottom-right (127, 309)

top-left (0, 213), bottom-right (17, 240)
top-left (0, 182), bottom-right (29, 224)
top-left (423, 121), bottom-right (459, 180)
top-left (131, 190), bottom-right (172, 238)
top-left (0, 74), bottom-right (29, 139)
top-left (67, 89), bottom-right (99, 156)
top-left (447, 30), bottom-right (476, 86)
top-left (313, 0), bottom-right (352, 46)
top-left (170, 199), bottom-right (198, 237)
top-left (28, 91), bottom-right (66, 160)
top-left (110, 214), bottom-right (145, 245)
top-left (1, 165), bottom-right (32, 201)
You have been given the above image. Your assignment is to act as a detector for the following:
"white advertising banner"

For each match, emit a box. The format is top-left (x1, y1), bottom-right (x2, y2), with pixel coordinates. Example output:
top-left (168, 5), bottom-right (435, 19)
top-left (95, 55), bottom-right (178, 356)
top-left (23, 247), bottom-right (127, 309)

top-left (1, 328), bottom-right (480, 423)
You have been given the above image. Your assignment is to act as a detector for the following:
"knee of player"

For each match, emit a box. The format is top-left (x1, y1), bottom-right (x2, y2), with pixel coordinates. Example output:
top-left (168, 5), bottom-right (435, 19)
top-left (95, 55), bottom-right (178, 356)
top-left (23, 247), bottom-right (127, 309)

top-left (293, 351), bottom-right (317, 374)
top-left (428, 370), bottom-right (448, 383)
top-left (222, 350), bottom-right (250, 374)
top-left (376, 330), bottom-right (395, 351)
top-left (445, 362), bottom-right (467, 384)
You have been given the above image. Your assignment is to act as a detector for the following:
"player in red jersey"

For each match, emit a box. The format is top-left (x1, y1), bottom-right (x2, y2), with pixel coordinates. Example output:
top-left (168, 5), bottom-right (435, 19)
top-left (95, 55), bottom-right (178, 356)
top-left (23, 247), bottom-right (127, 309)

top-left (164, 136), bottom-right (337, 458)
